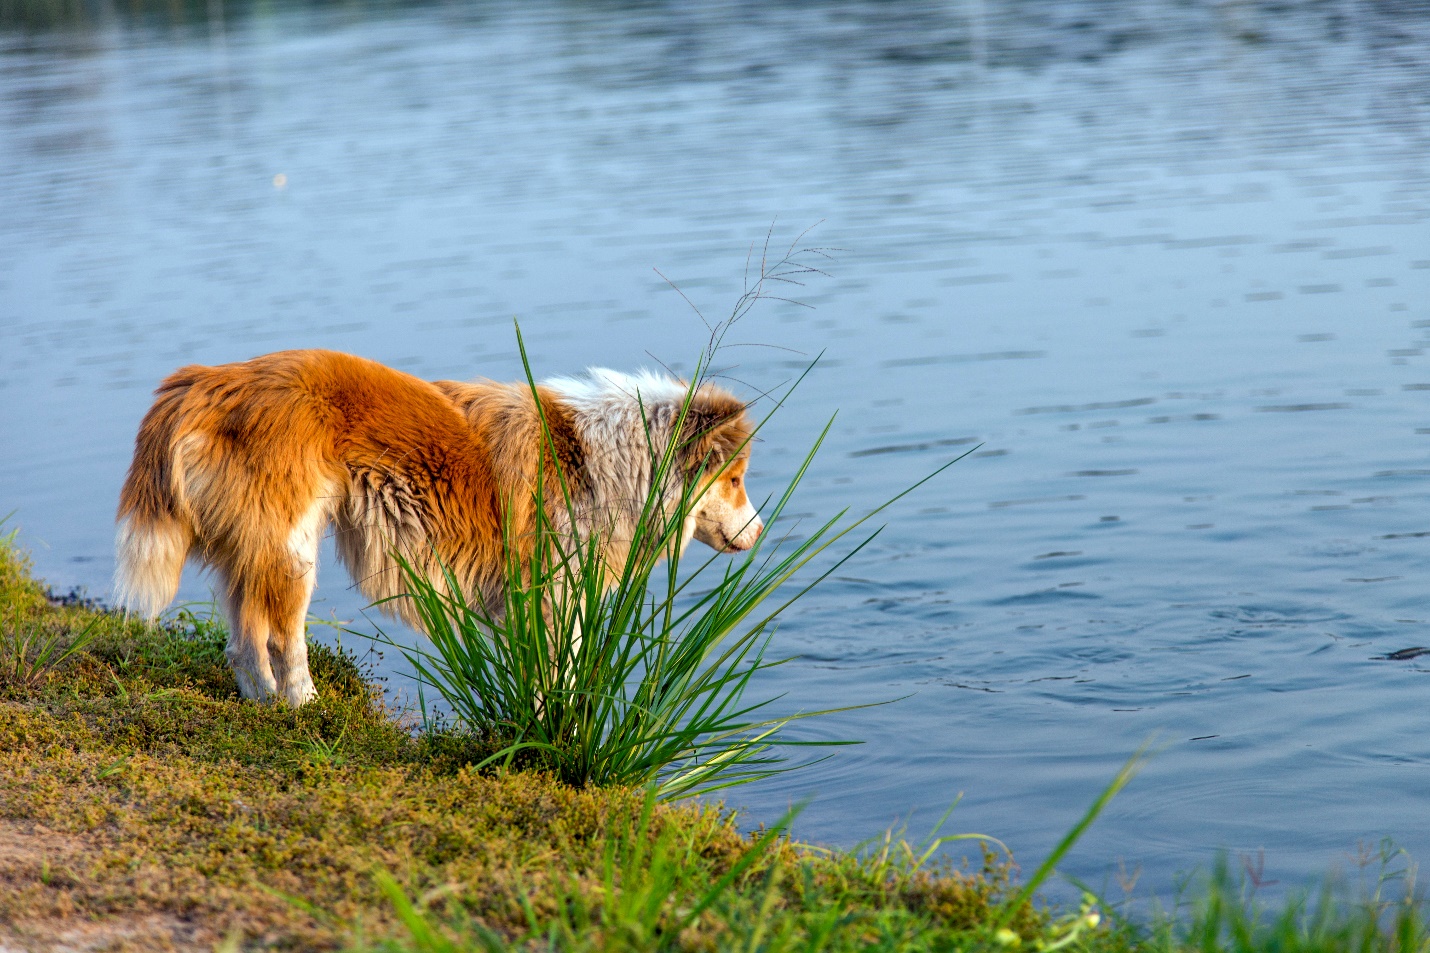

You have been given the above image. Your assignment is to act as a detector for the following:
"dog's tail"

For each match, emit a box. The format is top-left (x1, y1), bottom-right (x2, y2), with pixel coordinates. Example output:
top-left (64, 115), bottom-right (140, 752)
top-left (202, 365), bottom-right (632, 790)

top-left (115, 373), bottom-right (198, 618)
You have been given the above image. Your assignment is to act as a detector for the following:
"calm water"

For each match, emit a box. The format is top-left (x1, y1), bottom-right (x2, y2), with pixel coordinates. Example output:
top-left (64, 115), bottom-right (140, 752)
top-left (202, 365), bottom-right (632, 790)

top-left (3, 0), bottom-right (1430, 898)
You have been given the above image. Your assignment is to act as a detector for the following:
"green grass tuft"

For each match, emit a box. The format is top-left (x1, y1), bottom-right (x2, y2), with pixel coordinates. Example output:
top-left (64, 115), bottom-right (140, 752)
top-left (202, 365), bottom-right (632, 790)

top-left (382, 317), bottom-right (970, 801)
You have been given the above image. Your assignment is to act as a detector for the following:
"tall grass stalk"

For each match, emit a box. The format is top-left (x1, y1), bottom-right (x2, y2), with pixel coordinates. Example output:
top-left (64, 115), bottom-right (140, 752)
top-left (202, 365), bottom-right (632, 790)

top-left (385, 331), bottom-right (970, 797)
top-left (994, 743), bottom-right (1152, 928)
top-left (378, 234), bottom-right (967, 797)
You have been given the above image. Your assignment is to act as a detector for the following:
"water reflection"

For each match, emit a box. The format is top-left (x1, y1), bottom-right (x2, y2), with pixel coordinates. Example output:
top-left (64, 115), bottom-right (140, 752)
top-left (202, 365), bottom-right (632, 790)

top-left (2, 0), bottom-right (1429, 898)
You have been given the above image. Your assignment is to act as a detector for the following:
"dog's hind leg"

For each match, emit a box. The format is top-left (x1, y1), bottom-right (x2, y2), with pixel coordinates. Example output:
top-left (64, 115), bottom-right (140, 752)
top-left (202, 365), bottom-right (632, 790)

top-left (222, 572), bottom-right (281, 703)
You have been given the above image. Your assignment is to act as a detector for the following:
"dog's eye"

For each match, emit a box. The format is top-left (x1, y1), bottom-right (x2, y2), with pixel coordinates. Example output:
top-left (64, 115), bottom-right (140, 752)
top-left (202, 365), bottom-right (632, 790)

top-left (730, 476), bottom-right (741, 488)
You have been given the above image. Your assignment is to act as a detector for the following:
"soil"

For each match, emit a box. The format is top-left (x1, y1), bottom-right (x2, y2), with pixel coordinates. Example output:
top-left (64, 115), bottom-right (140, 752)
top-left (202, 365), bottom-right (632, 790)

top-left (0, 821), bottom-right (214, 953)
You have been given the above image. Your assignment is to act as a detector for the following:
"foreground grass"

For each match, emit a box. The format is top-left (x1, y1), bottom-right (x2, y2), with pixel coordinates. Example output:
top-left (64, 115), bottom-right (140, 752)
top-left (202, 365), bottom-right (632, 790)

top-left (0, 537), bottom-right (1051, 951)
top-left (4, 535), bottom-right (1430, 952)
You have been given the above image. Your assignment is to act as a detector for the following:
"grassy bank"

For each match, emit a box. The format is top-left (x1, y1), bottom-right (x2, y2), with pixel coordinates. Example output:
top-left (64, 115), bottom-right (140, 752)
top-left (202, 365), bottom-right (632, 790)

top-left (5, 534), bottom-right (1430, 952)
top-left (0, 536), bottom-right (1057, 951)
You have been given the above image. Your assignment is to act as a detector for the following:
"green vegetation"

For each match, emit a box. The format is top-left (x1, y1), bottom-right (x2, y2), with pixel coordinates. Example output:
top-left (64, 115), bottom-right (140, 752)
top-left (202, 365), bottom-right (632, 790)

top-left (387, 327), bottom-right (952, 800)
top-left (386, 240), bottom-right (941, 801)
top-left (0, 533), bottom-right (1046, 951)
top-left (4, 531), bottom-right (1430, 951)
top-left (1162, 848), bottom-right (1430, 953)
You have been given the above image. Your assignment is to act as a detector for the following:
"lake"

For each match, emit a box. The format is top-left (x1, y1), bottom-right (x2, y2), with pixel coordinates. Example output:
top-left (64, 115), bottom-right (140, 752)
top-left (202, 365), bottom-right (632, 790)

top-left (2, 0), bottom-right (1429, 900)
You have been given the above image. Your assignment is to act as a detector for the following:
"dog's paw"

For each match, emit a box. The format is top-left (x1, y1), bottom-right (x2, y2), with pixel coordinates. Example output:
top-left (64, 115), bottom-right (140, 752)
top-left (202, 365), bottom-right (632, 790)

top-left (280, 672), bottom-right (318, 707)
top-left (234, 665), bottom-right (280, 704)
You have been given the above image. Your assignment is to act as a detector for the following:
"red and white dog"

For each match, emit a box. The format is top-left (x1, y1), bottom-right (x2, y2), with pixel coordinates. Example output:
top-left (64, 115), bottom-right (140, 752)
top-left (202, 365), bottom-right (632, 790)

top-left (115, 350), bottom-right (762, 706)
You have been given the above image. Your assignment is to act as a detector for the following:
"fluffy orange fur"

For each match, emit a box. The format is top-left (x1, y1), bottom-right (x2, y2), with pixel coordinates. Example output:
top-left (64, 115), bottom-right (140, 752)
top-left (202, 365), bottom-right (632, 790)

top-left (115, 349), bottom-right (758, 705)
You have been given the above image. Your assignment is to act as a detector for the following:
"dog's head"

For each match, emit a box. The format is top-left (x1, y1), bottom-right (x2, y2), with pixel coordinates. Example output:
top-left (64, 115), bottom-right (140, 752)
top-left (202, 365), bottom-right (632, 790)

top-left (678, 389), bottom-right (763, 554)
top-left (540, 368), bottom-right (765, 555)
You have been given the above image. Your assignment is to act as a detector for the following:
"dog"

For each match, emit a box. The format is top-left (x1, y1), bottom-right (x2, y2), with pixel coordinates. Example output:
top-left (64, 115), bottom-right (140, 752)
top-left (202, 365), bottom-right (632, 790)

top-left (114, 349), bottom-right (763, 706)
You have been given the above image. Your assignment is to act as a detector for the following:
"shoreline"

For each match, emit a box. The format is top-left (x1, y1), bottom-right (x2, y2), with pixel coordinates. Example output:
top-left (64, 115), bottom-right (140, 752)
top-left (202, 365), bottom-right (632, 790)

top-left (0, 537), bottom-right (1048, 951)
top-left (5, 533), bottom-right (1428, 952)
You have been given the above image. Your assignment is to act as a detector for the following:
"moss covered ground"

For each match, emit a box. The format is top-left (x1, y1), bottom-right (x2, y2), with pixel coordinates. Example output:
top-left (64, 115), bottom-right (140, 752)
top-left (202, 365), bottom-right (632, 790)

top-left (0, 537), bottom-right (1064, 952)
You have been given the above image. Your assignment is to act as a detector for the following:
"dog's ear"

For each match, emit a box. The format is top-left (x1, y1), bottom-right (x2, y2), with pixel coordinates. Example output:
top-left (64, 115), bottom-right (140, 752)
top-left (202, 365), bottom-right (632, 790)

top-left (678, 390), bottom-right (752, 474)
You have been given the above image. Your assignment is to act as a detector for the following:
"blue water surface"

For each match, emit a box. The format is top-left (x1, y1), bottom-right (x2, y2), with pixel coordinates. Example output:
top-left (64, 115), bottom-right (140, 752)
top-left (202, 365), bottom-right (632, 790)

top-left (2, 0), bottom-right (1429, 899)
